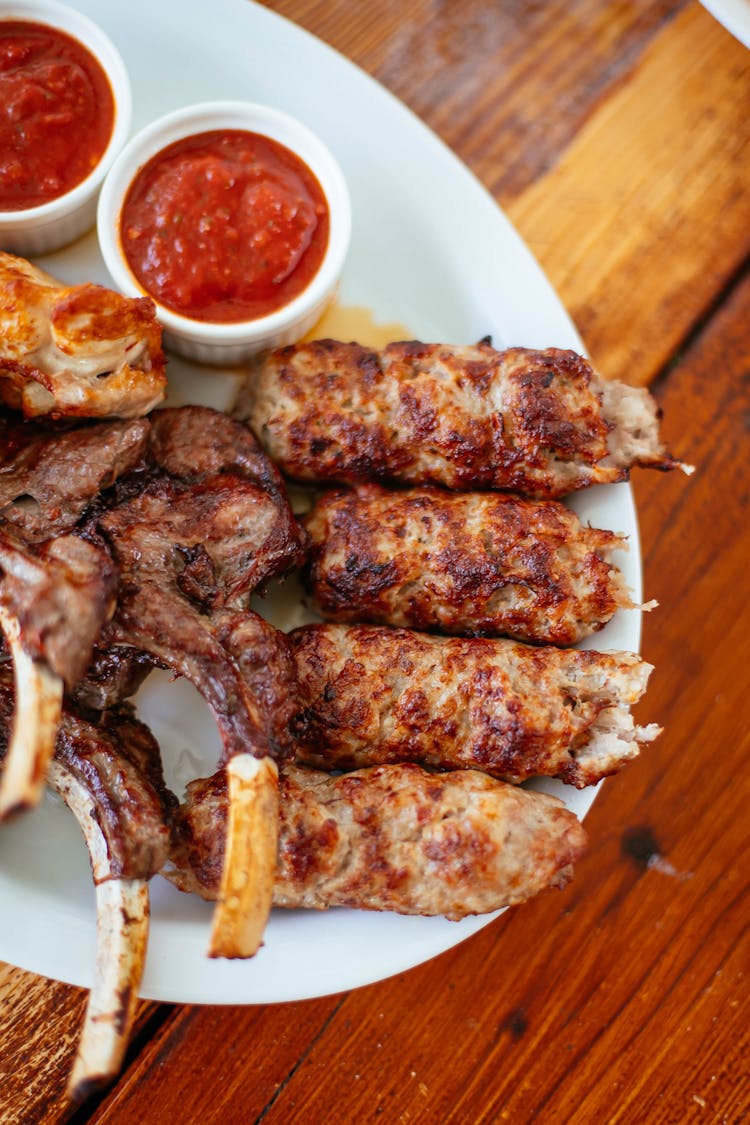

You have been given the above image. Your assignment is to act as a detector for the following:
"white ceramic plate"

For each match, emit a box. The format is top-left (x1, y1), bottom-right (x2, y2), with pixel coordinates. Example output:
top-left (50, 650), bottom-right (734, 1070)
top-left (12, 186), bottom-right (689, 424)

top-left (700, 0), bottom-right (750, 48)
top-left (0, 0), bottom-right (644, 1004)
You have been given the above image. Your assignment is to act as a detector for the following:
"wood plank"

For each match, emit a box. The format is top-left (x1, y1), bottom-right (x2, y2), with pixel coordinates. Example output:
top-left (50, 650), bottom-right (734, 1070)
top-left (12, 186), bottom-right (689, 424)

top-left (263, 0), bottom-right (687, 197)
top-left (267, 2), bottom-right (750, 390)
top-left (0, 964), bottom-right (88, 1125)
top-left (506, 3), bottom-right (750, 386)
top-left (87, 264), bottom-right (750, 1124)
top-left (0, 962), bottom-right (159, 1125)
top-left (86, 996), bottom-right (343, 1123)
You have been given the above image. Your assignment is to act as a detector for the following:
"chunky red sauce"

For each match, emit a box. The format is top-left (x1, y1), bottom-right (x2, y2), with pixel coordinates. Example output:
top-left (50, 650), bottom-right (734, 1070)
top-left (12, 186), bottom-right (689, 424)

top-left (0, 20), bottom-right (115, 210)
top-left (120, 130), bottom-right (330, 324)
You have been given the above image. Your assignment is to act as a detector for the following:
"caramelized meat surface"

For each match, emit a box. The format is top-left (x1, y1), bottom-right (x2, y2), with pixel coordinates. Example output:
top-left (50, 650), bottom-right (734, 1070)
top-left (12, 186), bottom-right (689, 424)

top-left (72, 646), bottom-right (154, 713)
top-left (0, 530), bottom-right (116, 687)
top-left (167, 762), bottom-right (587, 920)
top-left (0, 253), bottom-right (166, 419)
top-left (243, 339), bottom-right (678, 498)
top-left (53, 705), bottom-right (176, 882)
top-left (95, 407), bottom-right (307, 764)
top-left (303, 483), bottom-right (632, 644)
top-left (290, 624), bottom-right (660, 787)
top-left (0, 415), bottom-right (150, 542)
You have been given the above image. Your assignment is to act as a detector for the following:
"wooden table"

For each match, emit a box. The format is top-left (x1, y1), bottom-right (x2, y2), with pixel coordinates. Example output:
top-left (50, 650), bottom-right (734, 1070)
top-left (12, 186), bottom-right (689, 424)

top-left (2, 1), bottom-right (750, 1121)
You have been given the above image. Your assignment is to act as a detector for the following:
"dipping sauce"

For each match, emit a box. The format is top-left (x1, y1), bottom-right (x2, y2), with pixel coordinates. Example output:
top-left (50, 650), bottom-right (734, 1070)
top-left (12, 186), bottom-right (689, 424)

top-left (0, 20), bottom-right (115, 210)
top-left (120, 130), bottom-right (330, 324)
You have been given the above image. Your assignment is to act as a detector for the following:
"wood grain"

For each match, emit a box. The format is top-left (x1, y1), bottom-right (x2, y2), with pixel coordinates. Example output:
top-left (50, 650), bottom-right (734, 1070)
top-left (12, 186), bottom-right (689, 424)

top-left (0, 964), bottom-right (159, 1125)
top-left (0, 965), bottom-right (89, 1125)
top-left (266, 0), bottom-right (750, 390)
top-left (262, 0), bottom-right (687, 198)
top-left (507, 3), bottom-right (750, 387)
top-left (86, 996), bottom-right (344, 1124)
top-left (1, 0), bottom-right (749, 1121)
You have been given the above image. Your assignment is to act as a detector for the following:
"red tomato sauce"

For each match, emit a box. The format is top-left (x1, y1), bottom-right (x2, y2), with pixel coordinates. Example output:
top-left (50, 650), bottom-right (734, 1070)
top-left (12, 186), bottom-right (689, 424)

top-left (120, 130), bottom-right (331, 324)
top-left (0, 20), bottom-right (114, 210)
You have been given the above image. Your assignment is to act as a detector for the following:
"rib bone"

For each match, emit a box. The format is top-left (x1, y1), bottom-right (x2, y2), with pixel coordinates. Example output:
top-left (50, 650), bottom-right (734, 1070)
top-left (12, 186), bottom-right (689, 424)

top-left (47, 760), bottom-right (149, 1102)
top-left (208, 754), bottom-right (279, 959)
top-left (0, 605), bottom-right (63, 819)
top-left (93, 408), bottom-right (306, 957)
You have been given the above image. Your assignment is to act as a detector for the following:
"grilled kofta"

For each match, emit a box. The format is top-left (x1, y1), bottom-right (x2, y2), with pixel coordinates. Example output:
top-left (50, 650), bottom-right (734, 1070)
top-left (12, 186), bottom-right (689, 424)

top-left (166, 761), bottom-right (587, 920)
top-left (242, 339), bottom-right (683, 499)
top-left (302, 482), bottom-right (636, 645)
top-left (289, 624), bottom-right (660, 788)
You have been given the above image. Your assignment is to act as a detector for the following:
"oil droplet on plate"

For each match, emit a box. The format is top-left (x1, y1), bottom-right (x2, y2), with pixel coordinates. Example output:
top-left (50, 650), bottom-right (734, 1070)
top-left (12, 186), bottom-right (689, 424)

top-left (304, 300), bottom-right (412, 348)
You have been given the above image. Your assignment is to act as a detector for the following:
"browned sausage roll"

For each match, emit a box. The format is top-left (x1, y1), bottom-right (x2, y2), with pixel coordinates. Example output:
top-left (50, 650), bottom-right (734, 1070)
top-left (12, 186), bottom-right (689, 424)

top-left (302, 483), bottom-right (634, 645)
top-left (242, 338), bottom-right (681, 498)
top-left (289, 624), bottom-right (660, 787)
top-left (165, 762), bottom-right (587, 920)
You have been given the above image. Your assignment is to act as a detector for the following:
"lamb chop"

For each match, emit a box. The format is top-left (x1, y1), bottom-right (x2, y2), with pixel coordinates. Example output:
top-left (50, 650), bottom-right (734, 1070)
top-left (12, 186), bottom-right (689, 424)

top-left (290, 624), bottom-right (661, 787)
top-left (0, 252), bottom-right (166, 419)
top-left (0, 414), bottom-right (150, 541)
top-left (0, 415), bottom-right (150, 817)
top-left (94, 406), bottom-right (308, 956)
top-left (242, 338), bottom-right (688, 498)
top-left (0, 666), bottom-right (176, 1101)
top-left (166, 761), bottom-right (588, 920)
top-left (0, 530), bottom-right (116, 818)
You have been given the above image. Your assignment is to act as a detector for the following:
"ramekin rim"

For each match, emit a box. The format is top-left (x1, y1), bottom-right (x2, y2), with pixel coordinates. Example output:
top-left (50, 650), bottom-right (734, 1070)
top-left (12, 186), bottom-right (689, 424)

top-left (97, 99), bottom-right (352, 344)
top-left (0, 0), bottom-right (132, 224)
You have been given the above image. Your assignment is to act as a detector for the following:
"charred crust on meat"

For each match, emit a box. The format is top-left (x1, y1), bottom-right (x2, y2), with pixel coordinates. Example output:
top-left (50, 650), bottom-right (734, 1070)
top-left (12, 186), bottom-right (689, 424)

top-left (289, 624), bottom-right (659, 787)
top-left (301, 484), bottom-right (629, 644)
top-left (246, 339), bottom-right (682, 497)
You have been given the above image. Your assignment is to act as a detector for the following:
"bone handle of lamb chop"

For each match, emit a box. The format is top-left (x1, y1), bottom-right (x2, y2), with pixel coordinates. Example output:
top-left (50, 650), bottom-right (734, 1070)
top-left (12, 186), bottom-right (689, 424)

top-left (47, 760), bottom-right (149, 1102)
top-left (0, 604), bottom-right (63, 819)
top-left (0, 673), bottom-right (179, 1104)
top-left (208, 754), bottom-right (279, 959)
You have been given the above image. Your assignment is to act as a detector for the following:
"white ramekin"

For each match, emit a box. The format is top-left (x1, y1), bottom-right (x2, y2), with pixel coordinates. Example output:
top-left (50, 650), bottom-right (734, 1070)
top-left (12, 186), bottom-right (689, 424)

top-left (97, 101), bottom-right (352, 365)
top-left (0, 0), bottom-right (132, 255)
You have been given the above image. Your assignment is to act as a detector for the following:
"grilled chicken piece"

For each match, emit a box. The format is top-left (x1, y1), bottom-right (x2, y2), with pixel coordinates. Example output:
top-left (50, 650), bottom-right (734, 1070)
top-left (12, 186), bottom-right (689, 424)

top-left (242, 339), bottom-right (684, 499)
top-left (0, 531), bottom-right (116, 818)
top-left (95, 406), bottom-right (308, 956)
top-left (0, 669), bottom-right (176, 1101)
top-left (303, 483), bottom-right (635, 645)
top-left (0, 415), bottom-right (150, 542)
top-left (290, 624), bottom-right (661, 788)
top-left (165, 762), bottom-right (587, 920)
top-left (0, 252), bottom-right (166, 419)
